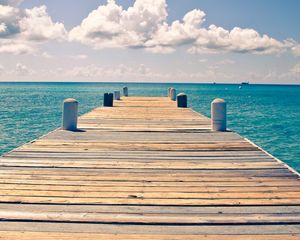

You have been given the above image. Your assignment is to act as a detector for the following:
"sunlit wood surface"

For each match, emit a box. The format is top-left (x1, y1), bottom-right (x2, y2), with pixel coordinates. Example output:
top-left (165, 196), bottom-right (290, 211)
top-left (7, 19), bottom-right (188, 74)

top-left (1, 96), bottom-right (300, 239)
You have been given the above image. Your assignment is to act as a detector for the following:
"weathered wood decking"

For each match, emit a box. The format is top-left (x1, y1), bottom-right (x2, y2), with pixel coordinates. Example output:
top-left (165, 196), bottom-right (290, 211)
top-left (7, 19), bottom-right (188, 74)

top-left (1, 96), bottom-right (300, 239)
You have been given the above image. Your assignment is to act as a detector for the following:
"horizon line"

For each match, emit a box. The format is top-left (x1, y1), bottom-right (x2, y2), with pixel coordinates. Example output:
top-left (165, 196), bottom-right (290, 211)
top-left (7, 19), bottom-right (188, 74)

top-left (0, 81), bottom-right (300, 86)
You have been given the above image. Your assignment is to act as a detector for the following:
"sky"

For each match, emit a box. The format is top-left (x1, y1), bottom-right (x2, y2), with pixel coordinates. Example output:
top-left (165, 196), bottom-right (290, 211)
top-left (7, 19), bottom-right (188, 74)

top-left (0, 0), bottom-right (299, 84)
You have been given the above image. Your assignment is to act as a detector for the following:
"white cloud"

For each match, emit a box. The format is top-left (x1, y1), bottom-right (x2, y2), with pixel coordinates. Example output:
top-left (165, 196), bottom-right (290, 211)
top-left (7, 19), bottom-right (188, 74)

top-left (0, 22), bottom-right (6, 32)
top-left (0, 5), bottom-right (21, 38)
top-left (198, 58), bottom-right (208, 63)
top-left (63, 62), bottom-right (238, 83)
top-left (0, 64), bottom-right (4, 74)
top-left (41, 51), bottom-right (52, 58)
top-left (0, 4), bottom-right (66, 54)
top-left (189, 26), bottom-right (286, 54)
top-left (137, 64), bottom-right (151, 75)
top-left (261, 63), bottom-right (300, 83)
top-left (291, 63), bottom-right (300, 75)
top-left (145, 45), bottom-right (175, 54)
top-left (292, 45), bottom-right (300, 57)
top-left (147, 9), bottom-right (206, 52)
top-left (2, 59), bottom-right (299, 83)
top-left (15, 63), bottom-right (33, 75)
top-left (0, 41), bottom-right (32, 54)
top-left (1, 0), bottom-right (298, 57)
top-left (69, 0), bottom-right (298, 55)
top-left (67, 64), bottom-right (102, 78)
top-left (20, 6), bottom-right (66, 42)
top-left (69, 0), bottom-right (167, 50)
top-left (65, 63), bottom-right (169, 81)
top-left (217, 59), bottom-right (235, 65)
top-left (70, 54), bottom-right (88, 60)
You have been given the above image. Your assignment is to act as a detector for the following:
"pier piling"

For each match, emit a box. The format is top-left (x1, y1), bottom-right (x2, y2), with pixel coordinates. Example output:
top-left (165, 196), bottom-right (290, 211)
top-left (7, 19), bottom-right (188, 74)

top-left (123, 87), bottom-right (128, 97)
top-left (211, 98), bottom-right (227, 131)
top-left (170, 88), bottom-right (176, 101)
top-left (167, 87), bottom-right (171, 97)
top-left (177, 93), bottom-right (187, 108)
top-left (62, 98), bottom-right (78, 131)
top-left (114, 91), bottom-right (121, 100)
top-left (103, 93), bottom-right (113, 107)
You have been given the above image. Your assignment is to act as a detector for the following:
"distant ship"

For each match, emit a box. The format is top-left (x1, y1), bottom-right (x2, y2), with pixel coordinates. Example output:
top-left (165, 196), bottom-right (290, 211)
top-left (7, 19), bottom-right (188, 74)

top-left (241, 82), bottom-right (250, 85)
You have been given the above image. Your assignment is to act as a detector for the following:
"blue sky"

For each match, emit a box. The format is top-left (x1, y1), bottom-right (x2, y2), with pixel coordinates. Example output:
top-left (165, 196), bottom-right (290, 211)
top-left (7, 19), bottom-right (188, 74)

top-left (0, 0), bottom-right (299, 83)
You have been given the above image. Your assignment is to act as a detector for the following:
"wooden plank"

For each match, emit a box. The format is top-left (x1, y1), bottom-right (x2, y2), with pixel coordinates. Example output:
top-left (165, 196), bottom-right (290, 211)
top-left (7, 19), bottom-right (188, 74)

top-left (1, 232), bottom-right (300, 240)
top-left (1, 184), bottom-right (300, 193)
top-left (1, 222), bottom-right (300, 235)
top-left (18, 142), bottom-right (258, 152)
top-left (0, 159), bottom-right (285, 169)
top-left (3, 189), bottom-right (300, 199)
top-left (2, 210), bottom-right (300, 224)
top-left (1, 179), bottom-right (298, 187)
top-left (2, 196), bottom-right (300, 205)
top-left (2, 203), bottom-right (300, 214)
top-left (0, 155), bottom-right (277, 162)
top-left (0, 168), bottom-right (297, 180)
top-left (4, 150), bottom-right (268, 157)
top-left (0, 168), bottom-right (296, 179)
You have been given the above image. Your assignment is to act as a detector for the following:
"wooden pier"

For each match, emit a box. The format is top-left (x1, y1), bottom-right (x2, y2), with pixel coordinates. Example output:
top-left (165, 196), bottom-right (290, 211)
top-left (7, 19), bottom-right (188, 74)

top-left (1, 96), bottom-right (300, 239)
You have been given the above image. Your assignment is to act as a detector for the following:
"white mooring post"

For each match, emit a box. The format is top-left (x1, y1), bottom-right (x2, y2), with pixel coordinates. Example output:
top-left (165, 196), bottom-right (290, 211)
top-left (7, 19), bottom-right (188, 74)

top-left (123, 87), bottom-right (128, 97)
top-left (177, 93), bottom-right (187, 108)
top-left (170, 88), bottom-right (176, 101)
top-left (169, 88), bottom-right (173, 99)
top-left (62, 98), bottom-right (78, 131)
top-left (211, 98), bottom-right (227, 131)
top-left (114, 91), bottom-right (121, 100)
top-left (167, 87), bottom-right (171, 97)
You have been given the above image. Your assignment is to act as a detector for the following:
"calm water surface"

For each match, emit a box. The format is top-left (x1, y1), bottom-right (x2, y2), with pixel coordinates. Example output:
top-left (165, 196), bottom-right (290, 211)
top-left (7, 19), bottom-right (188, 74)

top-left (0, 82), bottom-right (299, 171)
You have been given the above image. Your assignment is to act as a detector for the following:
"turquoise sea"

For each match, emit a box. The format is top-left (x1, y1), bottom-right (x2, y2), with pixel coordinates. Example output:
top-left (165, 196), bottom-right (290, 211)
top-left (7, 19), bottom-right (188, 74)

top-left (0, 82), bottom-right (300, 171)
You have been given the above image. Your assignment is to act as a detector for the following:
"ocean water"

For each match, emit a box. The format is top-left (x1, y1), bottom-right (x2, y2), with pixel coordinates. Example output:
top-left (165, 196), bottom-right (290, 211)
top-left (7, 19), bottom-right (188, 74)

top-left (0, 82), bottom-right (300, 171)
